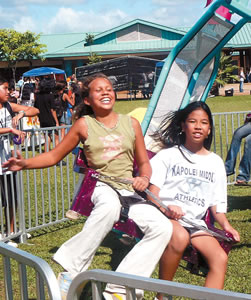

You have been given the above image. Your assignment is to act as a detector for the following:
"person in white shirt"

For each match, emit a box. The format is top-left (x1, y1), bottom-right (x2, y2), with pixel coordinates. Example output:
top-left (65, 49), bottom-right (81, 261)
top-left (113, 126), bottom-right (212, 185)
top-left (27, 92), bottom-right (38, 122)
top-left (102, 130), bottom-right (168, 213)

top-left (148, 101), bottom-right (240, 299)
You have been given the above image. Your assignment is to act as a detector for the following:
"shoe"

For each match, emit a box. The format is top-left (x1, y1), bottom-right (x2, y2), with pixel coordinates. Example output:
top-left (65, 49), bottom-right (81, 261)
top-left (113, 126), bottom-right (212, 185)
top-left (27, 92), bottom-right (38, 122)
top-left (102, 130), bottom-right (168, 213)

top-left (119, 234), bottom-right (136, 246)
top-left (234, 180), bottom-right (250, 186)
top-left (6, 241), bottom-right (18, 248)
top-left (58, 272), bottom-right (72, 300)
top-left (103, 291), bottom-right (126, 300)
top-left (57, 160), bottom-right (67, 166)
top-left (66, 210), bottom-right (81, 220)
top-left (0, 233), bottom-right (6, 239)
top-left (226, 171), bottom-right (234, 177)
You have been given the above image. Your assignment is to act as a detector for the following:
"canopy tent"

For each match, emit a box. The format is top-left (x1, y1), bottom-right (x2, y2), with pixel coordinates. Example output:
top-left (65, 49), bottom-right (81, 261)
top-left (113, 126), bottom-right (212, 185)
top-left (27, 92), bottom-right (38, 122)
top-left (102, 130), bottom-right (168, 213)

top-left (22, 67), bottom-right (65, 77)
top-left (22, 67), bottom-right (66, 83)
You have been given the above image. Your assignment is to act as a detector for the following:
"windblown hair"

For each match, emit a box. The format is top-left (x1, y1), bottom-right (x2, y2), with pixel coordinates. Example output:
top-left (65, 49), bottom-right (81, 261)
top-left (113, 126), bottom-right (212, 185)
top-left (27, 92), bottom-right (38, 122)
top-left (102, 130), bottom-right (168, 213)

top-left (73, 73), bottom-right (113, 121)
top-left (152, 101), bottom-right (213, 151)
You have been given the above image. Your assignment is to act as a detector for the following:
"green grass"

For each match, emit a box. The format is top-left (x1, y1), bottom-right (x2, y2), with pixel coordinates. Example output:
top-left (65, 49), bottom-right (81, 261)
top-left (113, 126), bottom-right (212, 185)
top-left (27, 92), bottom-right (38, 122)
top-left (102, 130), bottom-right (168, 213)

top-left (1, 95), bottom-right (251, 299)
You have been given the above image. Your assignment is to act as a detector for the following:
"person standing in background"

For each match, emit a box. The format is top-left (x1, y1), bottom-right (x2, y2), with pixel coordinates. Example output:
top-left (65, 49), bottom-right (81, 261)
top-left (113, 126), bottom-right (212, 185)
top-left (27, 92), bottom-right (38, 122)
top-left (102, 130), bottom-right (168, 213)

top-left (239, 67), bottom-right (245, 92)
top-left (225, 113), bottom-right (251, 186)
top-left (0, 76), bottom-right (39, 246)
top-left (34, 78), bottom-right (59, 152)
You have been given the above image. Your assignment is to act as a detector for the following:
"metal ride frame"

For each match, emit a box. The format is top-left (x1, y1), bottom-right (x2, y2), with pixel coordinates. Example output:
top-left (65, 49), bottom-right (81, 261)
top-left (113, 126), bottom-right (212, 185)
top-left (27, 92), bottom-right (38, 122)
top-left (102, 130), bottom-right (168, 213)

top-left (142, 0), bottom-right (251, 140)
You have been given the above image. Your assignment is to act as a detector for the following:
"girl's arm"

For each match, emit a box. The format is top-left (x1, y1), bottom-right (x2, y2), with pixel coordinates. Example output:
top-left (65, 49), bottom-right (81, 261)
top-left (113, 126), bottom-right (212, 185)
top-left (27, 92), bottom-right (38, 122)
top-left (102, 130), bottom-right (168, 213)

top-left (70, 93), bottom-right (75, 106)
top-left (11, 103), bottom-right (39, 128)
top-left (3, 118), bottom-right (87, 171)
top-left (63, 93), bottom-right (75, 106)
top-left (131, 117), bottom-right (151, 191)
top-left (51, 109), bottom-right (59, 126)
top-left (210, 206), bottom-right (240, 242)
top-left (11, 103), bottom-right (39, 117)
top-left (148, 184), bottom-right (185, 219)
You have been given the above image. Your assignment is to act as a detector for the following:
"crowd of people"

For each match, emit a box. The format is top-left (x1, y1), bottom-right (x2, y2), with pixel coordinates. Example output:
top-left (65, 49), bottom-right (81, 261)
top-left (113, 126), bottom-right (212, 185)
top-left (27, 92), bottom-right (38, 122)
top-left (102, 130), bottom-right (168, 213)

top-left (2, 73), bottom-right (242, 300)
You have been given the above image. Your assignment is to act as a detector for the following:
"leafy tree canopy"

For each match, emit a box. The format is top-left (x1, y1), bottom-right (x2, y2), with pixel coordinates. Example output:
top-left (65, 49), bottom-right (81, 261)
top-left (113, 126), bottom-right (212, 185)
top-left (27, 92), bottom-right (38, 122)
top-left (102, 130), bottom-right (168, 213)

top-left (85, 33), bottom-right (94, 45)
top-left (87, 53), bottom-right (102, 65)
top-left (216, 53), bottom-right (239, 87)
top-left (0, 29), bottom-right (47, 81)
top-left (84, 33), bottom-right (102, 65)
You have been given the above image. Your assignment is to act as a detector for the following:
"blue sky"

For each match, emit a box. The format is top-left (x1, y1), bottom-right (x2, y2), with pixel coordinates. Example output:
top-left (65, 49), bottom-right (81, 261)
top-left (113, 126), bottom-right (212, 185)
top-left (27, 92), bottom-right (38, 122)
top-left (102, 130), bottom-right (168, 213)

top-left (1, 0), bottom-right (215, 34)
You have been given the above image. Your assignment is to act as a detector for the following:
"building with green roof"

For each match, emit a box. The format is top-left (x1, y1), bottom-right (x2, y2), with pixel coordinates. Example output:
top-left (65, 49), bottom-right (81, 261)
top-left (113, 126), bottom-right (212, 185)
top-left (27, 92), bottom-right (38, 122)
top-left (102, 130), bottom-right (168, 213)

top-left (1, 19), bottom-right (250, 78)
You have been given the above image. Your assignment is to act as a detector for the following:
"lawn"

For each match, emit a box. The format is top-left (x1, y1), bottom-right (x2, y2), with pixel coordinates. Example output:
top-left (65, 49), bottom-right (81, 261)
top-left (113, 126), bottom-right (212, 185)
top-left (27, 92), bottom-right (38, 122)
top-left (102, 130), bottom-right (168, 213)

top-left (1, 95), bottom-right (251, 299)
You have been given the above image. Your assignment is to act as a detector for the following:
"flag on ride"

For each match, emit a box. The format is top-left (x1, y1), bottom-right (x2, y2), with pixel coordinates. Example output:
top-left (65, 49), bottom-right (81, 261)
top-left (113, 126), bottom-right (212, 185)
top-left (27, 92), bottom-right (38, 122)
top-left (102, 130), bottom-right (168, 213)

top-left (205, 0), bottom-right (232, 21)
top-left (205, 0), bottom-right (213, 6)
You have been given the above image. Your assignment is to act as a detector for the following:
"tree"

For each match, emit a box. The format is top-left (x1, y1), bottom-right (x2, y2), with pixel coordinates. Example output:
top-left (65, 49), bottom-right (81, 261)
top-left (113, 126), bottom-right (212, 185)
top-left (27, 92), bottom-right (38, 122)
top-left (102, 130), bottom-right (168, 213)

top-left (87, 53), bottom-right (102, 65)
top-left (85, 33), bottom-right (94, 46)
top-left (215, 53), bottom-right (239, 87)
top-left (0, 29), bottom-right (47, 82)
top-left (85, 33), bottom-right (102, 65)
top-left (210, 53), bottom-right (239, 96)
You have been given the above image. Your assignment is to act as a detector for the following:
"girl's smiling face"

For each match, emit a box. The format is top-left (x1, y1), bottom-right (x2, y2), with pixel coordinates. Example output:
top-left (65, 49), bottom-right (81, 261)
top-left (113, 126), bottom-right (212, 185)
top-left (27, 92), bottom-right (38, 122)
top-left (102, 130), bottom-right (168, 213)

top-left (84, 78), bottom-right (115, 113)
top-left (0, 82), bottom-right (9, 104)
top-left (182, 108), bottom-right (211, 151)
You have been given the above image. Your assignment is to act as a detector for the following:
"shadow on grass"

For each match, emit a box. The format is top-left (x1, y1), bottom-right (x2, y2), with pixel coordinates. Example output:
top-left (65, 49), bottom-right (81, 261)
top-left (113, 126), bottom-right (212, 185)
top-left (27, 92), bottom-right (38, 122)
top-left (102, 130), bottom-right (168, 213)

top-left (232, 243), bottom-right (251, 250)
top-left (100, 232), bottom-right (135, 271)
top-left (227, 196), bottom-right (251, 211)
top-left (48, 231), bottom-right (134, 270)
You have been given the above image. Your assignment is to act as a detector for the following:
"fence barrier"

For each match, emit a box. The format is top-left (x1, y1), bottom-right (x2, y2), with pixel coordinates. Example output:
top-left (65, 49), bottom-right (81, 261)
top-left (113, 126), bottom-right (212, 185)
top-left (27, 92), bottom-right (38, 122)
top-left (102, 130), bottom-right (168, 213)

top-left (0, 241), bottom-right (61, 300)
top-left (68, 269), bottom-right (251, 300)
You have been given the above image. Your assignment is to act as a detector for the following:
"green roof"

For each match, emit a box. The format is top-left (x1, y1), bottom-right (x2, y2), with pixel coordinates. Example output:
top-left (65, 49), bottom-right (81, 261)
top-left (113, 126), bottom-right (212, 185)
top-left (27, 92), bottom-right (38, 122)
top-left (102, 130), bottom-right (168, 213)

top-left (227, 22), bottom-right (251, 48)
top-left (41, 19), bottom-right (251, 59)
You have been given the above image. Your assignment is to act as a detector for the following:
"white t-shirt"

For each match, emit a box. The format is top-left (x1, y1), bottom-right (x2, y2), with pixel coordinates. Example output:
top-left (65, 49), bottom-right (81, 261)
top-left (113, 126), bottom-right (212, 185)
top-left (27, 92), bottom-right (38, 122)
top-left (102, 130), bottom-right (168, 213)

top-left (0, 105), bottom-right (13, 175)
top-left (150, 145), bottom-right (227, 227)
top-left (240, 71), bottom-right (245, 82)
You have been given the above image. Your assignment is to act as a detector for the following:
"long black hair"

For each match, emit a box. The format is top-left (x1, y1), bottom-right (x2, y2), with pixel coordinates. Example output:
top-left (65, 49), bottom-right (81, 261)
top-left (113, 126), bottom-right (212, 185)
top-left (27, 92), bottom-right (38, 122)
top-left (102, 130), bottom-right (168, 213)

top-left (73, 73), bottom-right (113, 121)
top-left (152, 101), bottom-right (213, 151)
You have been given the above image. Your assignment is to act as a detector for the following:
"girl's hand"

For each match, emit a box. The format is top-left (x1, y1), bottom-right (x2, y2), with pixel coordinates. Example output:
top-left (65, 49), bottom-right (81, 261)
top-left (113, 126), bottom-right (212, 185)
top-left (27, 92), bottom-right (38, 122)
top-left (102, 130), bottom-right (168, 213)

top-left (11, 128), bottom-right (26, 143)
top-left (167, 205), bottom-right (185, 220)
top-left (224, 225), bottom-right (240, 242)
top-left (2, 150), bottom-right (26, 172)
top-left (132, 176), bottom-right (149, 192)
top-left (12, 113), bottom-right (24, 128)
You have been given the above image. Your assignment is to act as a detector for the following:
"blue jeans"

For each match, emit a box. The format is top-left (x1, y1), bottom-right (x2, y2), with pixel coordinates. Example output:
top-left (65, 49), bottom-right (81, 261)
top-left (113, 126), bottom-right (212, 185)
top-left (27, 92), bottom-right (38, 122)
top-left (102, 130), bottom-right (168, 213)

top-left (239, 80), bottom-right (244, 92)
top-left (237, 134), bottom-right (251, 181)
top-left (225, 122), bottom-right (251, 181)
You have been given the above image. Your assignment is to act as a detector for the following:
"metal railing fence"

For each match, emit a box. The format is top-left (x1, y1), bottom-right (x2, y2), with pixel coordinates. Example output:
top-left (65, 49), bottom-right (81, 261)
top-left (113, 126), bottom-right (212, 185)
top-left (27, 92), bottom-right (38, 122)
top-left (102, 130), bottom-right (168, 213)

top-left (0, 111), bottom-right (249, 244)
top-left (67, 269), bottom-right (251, 300)
top-left (0, 241), bottom-right (61, 300)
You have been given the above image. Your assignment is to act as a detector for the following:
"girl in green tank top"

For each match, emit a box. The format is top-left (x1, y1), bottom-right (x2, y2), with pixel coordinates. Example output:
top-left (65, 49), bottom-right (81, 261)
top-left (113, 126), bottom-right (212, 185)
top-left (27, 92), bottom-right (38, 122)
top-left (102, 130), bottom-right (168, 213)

top-left (3, 74), bottom-right (174, 300)
top-left (4, 73), bottom-right (151, 192)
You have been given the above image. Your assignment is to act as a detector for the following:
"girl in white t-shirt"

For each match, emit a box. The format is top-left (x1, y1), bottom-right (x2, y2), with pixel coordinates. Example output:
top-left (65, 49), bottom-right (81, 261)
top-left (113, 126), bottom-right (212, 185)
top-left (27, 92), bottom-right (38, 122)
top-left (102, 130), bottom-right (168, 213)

top-left (148, 101), bottom-right (240, 297)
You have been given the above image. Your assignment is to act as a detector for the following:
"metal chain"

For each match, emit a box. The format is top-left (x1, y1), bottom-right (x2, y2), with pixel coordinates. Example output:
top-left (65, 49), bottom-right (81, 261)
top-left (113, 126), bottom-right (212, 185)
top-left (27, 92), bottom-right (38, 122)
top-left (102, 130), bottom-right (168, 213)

top-left (91, 173), bottom-right (233, 242)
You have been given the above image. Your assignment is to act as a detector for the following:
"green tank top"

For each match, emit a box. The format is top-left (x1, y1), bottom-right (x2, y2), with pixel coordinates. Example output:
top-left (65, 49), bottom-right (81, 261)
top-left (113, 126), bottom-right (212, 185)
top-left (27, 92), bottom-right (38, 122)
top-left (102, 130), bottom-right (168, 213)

top-left (83, 114), bottom-right (135, 191)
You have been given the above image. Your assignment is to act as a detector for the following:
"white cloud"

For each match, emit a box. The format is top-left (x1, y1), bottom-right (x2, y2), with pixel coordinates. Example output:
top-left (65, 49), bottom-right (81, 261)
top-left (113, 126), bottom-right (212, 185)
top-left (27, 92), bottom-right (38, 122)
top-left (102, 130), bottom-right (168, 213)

top-left (149, 0), bottom-right (206, 27)
top-left (44, 7), bottom-right (128, 34)
top-left (6, 0), bottom-right (85, 5)
top-left (13, 16), bottom-right (37, 33)
top-left (153, 0), bottom-right (199, 6)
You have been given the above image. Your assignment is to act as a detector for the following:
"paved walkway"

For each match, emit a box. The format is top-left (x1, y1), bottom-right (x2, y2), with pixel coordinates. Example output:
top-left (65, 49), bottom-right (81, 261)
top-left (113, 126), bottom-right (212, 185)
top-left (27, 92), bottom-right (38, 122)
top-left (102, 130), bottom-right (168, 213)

top-left (219, 83), bottom-right (251, 96)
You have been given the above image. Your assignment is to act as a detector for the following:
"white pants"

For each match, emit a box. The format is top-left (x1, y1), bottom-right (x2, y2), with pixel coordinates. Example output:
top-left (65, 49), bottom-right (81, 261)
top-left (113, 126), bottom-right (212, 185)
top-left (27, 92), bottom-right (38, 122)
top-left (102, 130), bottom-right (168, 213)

top-left (53, 182), bottom-right (173, 294)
